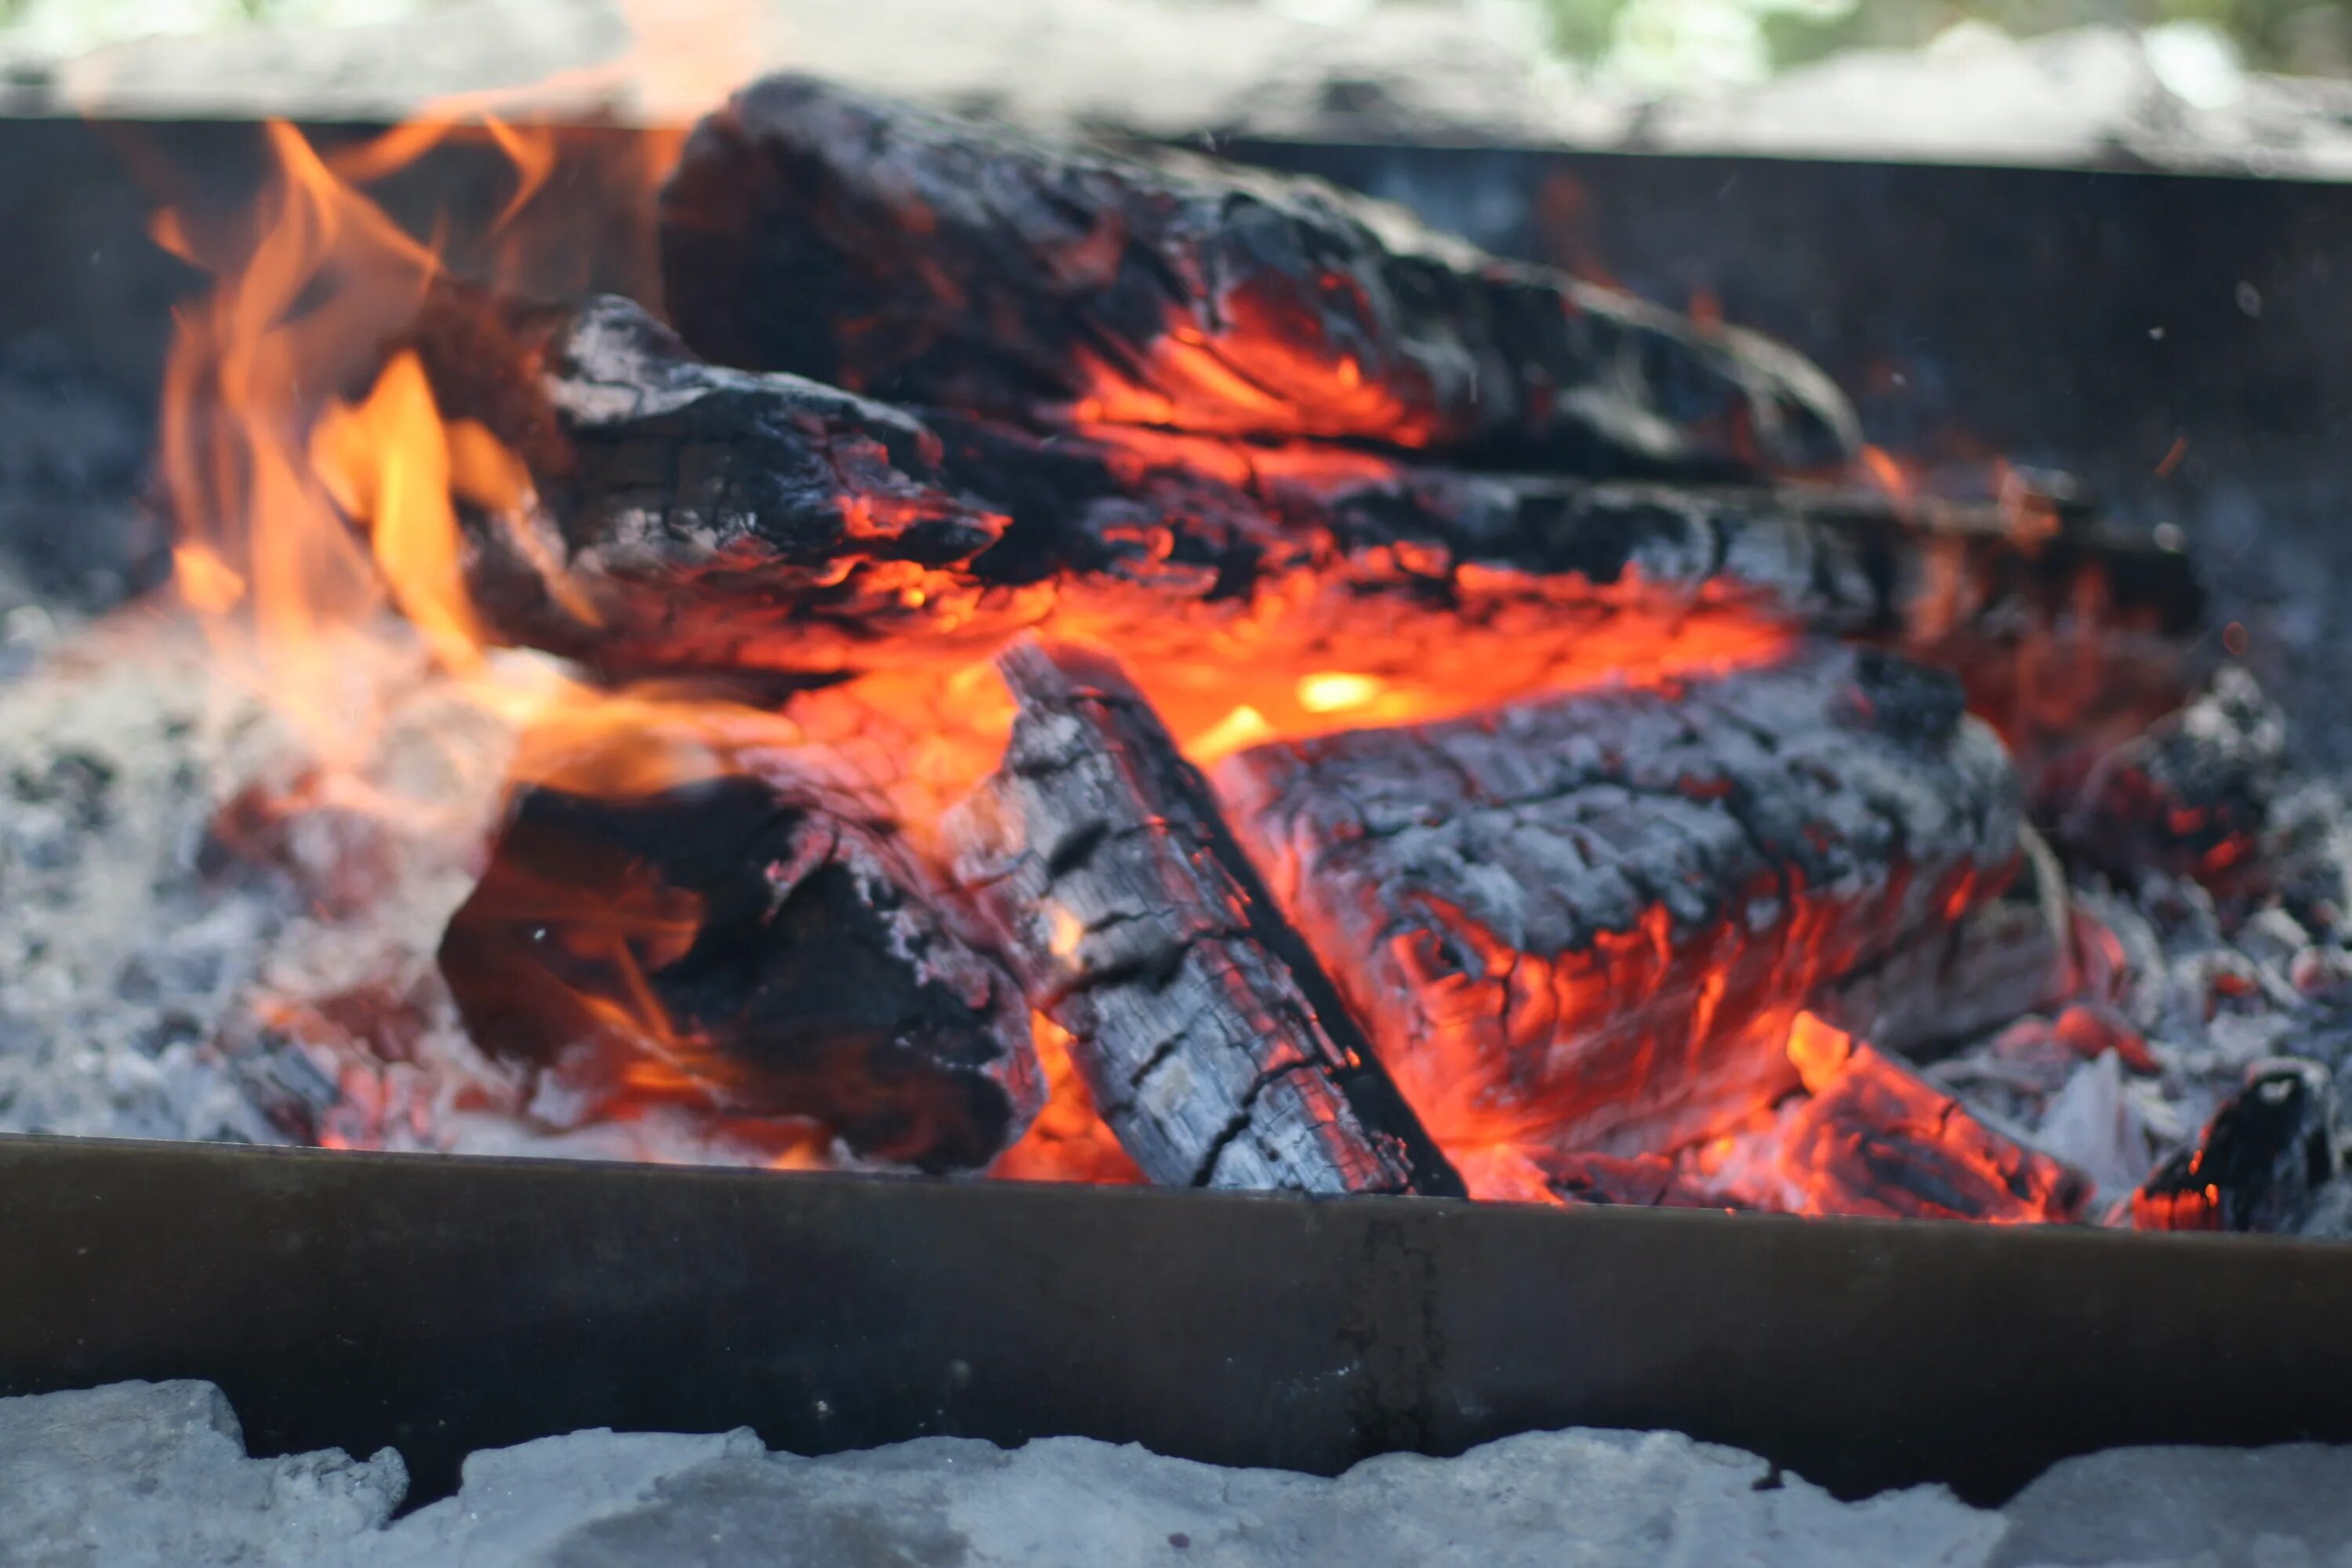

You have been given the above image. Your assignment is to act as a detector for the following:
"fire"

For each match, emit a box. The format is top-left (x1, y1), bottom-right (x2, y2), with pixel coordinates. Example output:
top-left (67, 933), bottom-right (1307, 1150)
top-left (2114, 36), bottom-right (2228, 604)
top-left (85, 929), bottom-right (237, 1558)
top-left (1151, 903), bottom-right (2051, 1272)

top-left (991, 1016), bottom-right (1147, 1186)
top-left (147, 88), bottom-right (2098, 1218)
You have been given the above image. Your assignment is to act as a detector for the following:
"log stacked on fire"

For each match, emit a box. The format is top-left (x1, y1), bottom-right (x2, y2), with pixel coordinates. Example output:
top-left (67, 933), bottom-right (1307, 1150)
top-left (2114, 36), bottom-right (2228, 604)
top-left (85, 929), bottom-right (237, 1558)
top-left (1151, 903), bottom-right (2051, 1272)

top-left (404, 74), bottom-right (2222, 1216)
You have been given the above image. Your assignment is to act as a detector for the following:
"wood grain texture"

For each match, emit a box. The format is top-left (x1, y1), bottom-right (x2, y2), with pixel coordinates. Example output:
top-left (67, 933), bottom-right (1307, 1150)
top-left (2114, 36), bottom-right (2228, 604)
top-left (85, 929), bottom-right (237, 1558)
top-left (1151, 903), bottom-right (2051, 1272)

top-left (1214, 643), bottom-right (2024, 1166)
top-left (945, 639), bottom-right (1462, 1195)
top-left (659, 74), bottom-right (1862, 480)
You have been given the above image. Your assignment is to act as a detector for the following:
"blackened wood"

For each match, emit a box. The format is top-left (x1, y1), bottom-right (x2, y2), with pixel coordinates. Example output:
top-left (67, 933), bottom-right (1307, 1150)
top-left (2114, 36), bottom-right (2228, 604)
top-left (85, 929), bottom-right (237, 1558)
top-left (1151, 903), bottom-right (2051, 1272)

top-left (1213, 644), bottom-right (2024, 1165)
top-left (943, 639), bottom-right (1462, 1196)
top-left (424, 292), bottom-right (2198, 683)
top-left (2135, 1061), bottom-right (2340, 1232)
top-left (659, 76), bottom-right (1862, 482)
top-left (441, 769), bottom-right (1041, 1173)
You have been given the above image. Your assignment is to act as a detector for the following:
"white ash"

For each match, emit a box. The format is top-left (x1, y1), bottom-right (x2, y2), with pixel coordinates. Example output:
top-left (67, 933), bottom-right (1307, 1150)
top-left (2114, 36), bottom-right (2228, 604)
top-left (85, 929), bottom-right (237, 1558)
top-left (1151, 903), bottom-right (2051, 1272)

top-left (1921, 669), bottom-right (2352, 1226)
top-left (24, 1377), bottom-right (2352, 1568)
top-left (0, 610), bottom-right (869, 1171)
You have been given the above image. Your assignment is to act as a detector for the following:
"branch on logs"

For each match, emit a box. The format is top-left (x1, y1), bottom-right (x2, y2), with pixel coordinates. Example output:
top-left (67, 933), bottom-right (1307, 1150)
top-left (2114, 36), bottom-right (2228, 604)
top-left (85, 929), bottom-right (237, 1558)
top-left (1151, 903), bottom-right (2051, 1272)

top-left (439, 767), bottom-right (1042, 1172)
top-left (942, 638), bottom-right (1463, 1196)
top-left (1813, 825), bottom-right (2068, 1058)
top-left (1211, 643), bottom-right (2024, 1173)
top-left (659, 75), bottom-right (1862, 481)
top-left (414, 292), bottom-right (2198, 699)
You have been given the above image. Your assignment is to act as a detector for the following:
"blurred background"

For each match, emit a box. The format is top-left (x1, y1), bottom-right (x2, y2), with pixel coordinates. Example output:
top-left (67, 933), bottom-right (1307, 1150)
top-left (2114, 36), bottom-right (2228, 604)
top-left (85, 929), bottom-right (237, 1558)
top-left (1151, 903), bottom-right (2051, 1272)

top-left (5, 1), bottom-right (2350, 94)
top-left (5, 0), bottom-right (2351, 177)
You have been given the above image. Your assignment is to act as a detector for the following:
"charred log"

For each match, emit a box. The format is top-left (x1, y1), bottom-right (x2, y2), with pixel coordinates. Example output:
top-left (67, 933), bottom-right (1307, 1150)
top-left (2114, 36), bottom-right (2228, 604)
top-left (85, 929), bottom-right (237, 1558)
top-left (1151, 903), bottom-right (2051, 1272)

top-left (420, 293), bottom-right (2198, 693)
top-left (1760, 1014), bottom-right (2091, 1224)
top-left (1212, 643), bottom-right (2024, 1178)
top-left (2135, 1060), bottom-right (2341, 1232)
top-left (659, 74), bottom-right (1861, 481)
top-left (439, 768), bottom-right (1041, 1173)
top-left (943, 638), bottom-right (1463, 1196)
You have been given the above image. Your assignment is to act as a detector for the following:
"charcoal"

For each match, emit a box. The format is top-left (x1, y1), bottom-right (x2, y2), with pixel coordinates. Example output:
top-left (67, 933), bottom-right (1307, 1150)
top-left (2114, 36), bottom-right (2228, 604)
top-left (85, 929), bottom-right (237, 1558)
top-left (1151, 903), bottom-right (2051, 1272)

top-left (2058, 665), bottom-right (2286, 898)
top-left (944, 639), bottom-right (1462, 1196)
top-left (440, 769), bottom-right (1041, 1173)
top-left (2134, 1060), bottom-right (2342, 1232)
top-left (418, 292), bottom-right (2199, 693)
top-left (659, 74), bottom-right (1860, 480)
top-left (1212, 644), bottom-right (2023, 1172)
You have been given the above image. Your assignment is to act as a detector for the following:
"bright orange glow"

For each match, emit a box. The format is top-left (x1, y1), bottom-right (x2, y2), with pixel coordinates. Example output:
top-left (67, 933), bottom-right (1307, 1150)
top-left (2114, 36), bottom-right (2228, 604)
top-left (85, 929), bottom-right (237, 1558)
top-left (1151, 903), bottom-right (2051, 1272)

top-left (172, 543), bottom-right (246, 612)
top-left (991, 1015), bottom-right (1148, 1186)
top-left (1189, 705), bottom-right (1277, 764)
top-left (1297, 672), bottom-right (1383, 714)
top-left (1859, 443), bottom-right (1912, 502)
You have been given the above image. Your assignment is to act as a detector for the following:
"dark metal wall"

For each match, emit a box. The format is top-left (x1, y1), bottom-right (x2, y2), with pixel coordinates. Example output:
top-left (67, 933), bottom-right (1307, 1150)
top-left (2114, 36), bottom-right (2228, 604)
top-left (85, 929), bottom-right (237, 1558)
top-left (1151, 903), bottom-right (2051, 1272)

top-left (9, 1138), bottom-right (2352, 1509)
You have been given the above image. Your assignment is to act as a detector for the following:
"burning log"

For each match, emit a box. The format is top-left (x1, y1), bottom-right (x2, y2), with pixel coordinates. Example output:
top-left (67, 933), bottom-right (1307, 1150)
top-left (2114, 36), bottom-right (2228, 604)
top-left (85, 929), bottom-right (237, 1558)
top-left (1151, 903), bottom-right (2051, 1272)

top-left (2135, 1061), bottom-right (2341, 1233)
top-left (439, 767), bottom-right (1042, 1173)
top-left (1212, 643), bottom-right (2024, 1185)
top-left (659, 74), bottom-right (1863, 481)
top-left (421, 292), bottom-right (2198, 703)
top-left (943, 638), bottom-right (1464, 1196)
top-left (1719, 1014), bottom-right (2091, 1224)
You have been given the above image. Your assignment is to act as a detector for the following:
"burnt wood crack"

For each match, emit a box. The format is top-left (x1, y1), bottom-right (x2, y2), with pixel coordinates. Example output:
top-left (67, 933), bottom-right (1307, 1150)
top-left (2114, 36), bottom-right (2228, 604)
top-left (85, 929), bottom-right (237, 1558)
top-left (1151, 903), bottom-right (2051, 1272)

top-left (944, 638), bottom-right (1463, 1196)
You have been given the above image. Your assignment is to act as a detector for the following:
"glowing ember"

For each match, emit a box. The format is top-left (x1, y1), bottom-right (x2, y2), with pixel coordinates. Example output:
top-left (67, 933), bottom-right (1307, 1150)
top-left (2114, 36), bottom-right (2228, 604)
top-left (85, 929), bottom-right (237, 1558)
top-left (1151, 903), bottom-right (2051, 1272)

top-left (1689, 1014), bottom-right (2090, 1224)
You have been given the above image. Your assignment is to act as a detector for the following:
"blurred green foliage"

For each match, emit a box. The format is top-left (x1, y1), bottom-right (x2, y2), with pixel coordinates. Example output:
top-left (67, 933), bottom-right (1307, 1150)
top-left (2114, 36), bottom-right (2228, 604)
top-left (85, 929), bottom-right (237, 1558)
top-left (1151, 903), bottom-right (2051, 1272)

top-left (1537, 0), bottom-right (2352, 73)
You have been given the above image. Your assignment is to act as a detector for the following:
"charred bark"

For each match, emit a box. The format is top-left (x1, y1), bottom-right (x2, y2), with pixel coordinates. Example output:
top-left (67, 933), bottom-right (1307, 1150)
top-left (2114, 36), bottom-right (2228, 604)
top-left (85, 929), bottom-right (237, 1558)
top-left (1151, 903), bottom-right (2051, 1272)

top-left (440, 768), bottom-right (1042, 1173)
top-left (1212, 643), bottom-right (2025, 1166)
top-left (943, 638), bottom-right (1463, 1196)
top-left (421, 292), bottom-right (2198, 688)
top-left (2136, 1060), bottom-right (2341, 1232)
top-left (659, 74), bottom-right (1862, 481)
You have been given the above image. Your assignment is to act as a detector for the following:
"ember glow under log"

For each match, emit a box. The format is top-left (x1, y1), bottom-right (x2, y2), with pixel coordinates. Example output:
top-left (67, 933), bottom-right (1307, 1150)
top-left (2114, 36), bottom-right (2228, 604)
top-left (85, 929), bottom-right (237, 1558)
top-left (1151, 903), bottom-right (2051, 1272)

top-left (440, 768), bottom-right (1042, 1172)
top-left (945, 639), bottom-right (1463, 1196)
top-left (659, 74), bottom-right (1862, 480)
top-left (1694, 1014), bottom-right (2090, 1224)
top-left (1214, 644), bottom-right (2023, 1200)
